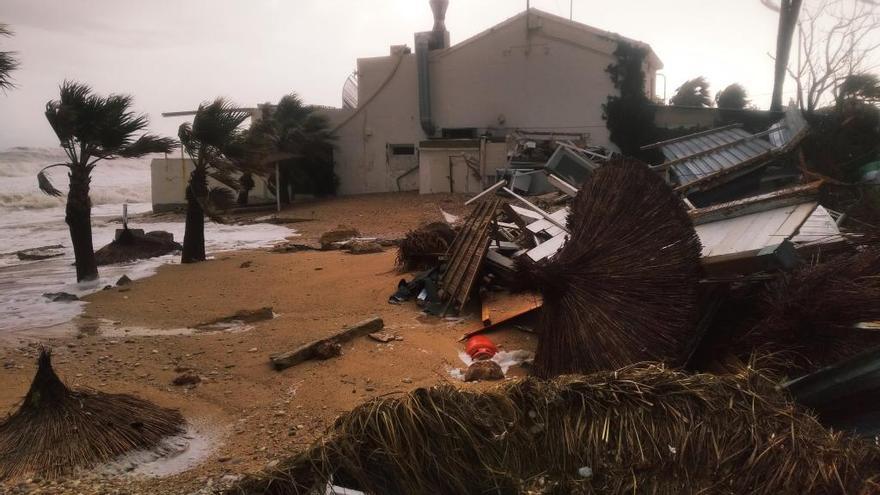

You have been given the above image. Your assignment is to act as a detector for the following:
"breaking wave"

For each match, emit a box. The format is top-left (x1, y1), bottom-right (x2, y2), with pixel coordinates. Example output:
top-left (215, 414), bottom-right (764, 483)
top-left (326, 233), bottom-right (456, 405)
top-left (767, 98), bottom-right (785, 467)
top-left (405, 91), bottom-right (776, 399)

top-left (0, 146), bottom-right (155, 210)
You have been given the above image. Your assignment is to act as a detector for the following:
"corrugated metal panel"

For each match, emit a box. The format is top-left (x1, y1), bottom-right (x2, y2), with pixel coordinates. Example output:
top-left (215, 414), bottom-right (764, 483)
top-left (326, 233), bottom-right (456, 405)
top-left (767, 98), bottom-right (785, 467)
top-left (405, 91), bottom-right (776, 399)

top-left (792, 205), bottom-right (844, 245)
top-left (696, 202), bottom-right (817, 258)
top-left (665, 127), bottom-right (774, 186)
top-left (769, 106), bottom-right (808, 149)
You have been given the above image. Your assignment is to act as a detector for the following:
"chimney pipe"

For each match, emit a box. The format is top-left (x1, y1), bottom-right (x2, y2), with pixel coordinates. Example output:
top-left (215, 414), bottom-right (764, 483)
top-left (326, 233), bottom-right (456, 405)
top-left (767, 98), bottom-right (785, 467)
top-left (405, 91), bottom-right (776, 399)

top-left (428, 0), bottom-right (449, 50)
top-left (430, 0), bottom-right (448, 33)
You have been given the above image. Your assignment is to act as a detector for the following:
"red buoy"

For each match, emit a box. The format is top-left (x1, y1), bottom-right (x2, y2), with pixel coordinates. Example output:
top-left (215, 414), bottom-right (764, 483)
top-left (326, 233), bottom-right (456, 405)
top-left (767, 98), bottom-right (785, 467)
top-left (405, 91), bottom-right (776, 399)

top-left (466, 335), bottom-right (497, 361)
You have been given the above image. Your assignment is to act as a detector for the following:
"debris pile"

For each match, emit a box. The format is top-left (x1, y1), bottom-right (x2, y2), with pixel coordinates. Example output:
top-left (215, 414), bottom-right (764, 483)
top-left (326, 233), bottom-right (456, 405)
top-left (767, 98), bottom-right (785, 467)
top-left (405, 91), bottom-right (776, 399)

top-left (387, 108), bottom-right (880, 380)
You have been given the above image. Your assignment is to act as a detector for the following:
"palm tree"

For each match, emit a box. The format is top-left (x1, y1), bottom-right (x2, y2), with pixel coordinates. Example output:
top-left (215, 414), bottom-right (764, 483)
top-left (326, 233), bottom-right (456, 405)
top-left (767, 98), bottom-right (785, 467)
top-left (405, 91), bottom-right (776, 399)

top-left (177, 98), bottom-right (251, 263)
top-left (0, 23), bottom-right (19, 91)
top-left (837, 73), bottom-right (880, 107)
top-left (715, 83), bottom-right (750, 110)
top-left (38, 82), bottom-right (176, 282)
top-left (670, 77), bottom-right (713, 108)
top-left (250, 94), bottom-right (336, 203)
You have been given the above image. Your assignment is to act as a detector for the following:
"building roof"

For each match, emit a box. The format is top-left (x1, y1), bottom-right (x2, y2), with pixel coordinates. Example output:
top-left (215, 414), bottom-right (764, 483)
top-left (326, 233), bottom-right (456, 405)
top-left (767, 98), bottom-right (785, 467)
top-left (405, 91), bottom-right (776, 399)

top-left (434, 8), bottom-right (663, 69)
top-left (662, 126), bottom-right (774, 186)
top-left (643, 106), bottom-right (809, 193)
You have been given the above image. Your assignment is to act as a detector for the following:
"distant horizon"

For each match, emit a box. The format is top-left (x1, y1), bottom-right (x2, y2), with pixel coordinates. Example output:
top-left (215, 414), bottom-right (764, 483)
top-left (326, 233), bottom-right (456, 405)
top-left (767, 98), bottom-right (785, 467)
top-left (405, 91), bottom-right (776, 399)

top-left (0, 0), bottom-right (842, 148)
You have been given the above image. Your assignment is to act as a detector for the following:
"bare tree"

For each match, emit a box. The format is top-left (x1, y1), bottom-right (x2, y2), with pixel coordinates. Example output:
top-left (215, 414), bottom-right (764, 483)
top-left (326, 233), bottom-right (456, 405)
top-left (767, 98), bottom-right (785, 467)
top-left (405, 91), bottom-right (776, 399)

top-left (788, 0), bottom-right (880, 114)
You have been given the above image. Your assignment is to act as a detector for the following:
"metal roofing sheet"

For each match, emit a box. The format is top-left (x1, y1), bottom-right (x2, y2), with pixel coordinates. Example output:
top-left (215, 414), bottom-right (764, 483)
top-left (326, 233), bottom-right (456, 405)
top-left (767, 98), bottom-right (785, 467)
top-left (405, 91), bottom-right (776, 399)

top-left (664, 127), bottom-right (774, 186)
top-left (696, 202), bottom-right (817, 258)
top-left (769, 106), bottom-right (808, 149)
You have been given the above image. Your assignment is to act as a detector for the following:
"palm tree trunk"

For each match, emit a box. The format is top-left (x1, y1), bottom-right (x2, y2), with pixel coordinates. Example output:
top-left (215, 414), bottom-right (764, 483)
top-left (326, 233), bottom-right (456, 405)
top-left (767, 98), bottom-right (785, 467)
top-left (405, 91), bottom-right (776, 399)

top-left (65, 165), bottom-right (97, 282)
top-left (279, 166), bottom-right (291, 204)
top-left (181, 169), bottom-right (206, 263)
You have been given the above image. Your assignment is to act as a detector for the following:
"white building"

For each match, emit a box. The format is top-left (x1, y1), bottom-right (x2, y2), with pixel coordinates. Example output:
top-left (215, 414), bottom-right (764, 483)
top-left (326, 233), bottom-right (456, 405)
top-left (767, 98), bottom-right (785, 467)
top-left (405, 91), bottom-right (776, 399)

top-left (329, 1), bottom-right (662, 195)
top-left (151, 2), bottom-right (662, 209)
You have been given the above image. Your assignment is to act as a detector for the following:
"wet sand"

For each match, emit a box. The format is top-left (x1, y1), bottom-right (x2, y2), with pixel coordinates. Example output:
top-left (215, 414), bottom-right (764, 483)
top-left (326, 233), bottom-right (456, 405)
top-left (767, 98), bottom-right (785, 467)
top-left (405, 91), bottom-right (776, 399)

top-left (0, 193), bottom-right (537, 494)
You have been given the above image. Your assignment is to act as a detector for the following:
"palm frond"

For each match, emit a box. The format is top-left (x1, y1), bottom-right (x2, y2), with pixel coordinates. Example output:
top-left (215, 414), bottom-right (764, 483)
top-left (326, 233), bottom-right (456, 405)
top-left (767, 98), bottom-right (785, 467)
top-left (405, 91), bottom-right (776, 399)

top-left (45, 81), bottom-right (174, 162)
top-left (207, 169), bottom-right (240, 191)
top-left (118, 134), bottom-right (177, 157)
top-left (0, 24), bottom-right (18, 91)
top-left (208, 186), bottom-right (235, 211)
top-left (190, 98), bottom-right (250, 150)
top-left (193, 186), bottom-right (234, 223)
top-left (36, 164), bottom-right (69, 197)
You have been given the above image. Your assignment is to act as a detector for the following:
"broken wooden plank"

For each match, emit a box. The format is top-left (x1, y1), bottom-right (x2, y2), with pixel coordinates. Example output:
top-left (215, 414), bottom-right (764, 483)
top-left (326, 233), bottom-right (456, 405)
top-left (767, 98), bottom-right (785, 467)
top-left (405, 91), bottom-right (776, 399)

top-left (270, 316), bottom-right (384, 370)
top-left (458, 292), bottom-right (543, 341)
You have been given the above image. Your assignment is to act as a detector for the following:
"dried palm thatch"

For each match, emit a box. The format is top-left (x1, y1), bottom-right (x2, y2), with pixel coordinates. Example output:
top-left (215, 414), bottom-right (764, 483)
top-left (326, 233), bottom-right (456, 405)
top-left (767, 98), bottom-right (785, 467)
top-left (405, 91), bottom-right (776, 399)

top-left (395, 221), bottom-right (456, 271)
top-left (515, 158), bottom-right (703, 377)
top-left (0, 349), bottom-right (185, 480)
top-left (732, 246), bottom-right (880, 374)
top-left (230, 364), bottom-right (880, 495)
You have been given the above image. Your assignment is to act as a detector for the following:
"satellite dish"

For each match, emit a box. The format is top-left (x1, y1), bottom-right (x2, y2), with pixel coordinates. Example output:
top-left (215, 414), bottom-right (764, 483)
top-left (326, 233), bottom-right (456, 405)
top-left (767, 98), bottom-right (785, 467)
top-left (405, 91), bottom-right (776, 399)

top-left (342, 71), bottom-right (358, 109)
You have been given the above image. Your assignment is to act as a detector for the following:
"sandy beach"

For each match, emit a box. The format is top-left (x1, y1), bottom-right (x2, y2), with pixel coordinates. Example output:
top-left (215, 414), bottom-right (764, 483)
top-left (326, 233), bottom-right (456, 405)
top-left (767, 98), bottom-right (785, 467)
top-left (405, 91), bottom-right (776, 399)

top-left (0, 193), bottom-right (537, 494)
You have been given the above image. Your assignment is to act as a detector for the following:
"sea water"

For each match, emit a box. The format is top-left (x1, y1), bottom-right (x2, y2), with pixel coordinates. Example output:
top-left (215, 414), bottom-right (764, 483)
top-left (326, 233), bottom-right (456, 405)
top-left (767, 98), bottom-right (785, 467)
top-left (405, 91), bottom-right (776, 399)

top-left (0, 147), bottom-right (292, 336)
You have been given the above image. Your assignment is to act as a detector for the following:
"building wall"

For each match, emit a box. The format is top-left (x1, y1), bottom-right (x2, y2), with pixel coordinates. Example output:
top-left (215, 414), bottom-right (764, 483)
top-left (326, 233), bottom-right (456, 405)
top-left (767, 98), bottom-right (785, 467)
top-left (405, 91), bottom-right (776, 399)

top-left (333, 52), bottom-right (423, 195)
top-left (418, 140), bottom-right (509, 194)
top-left (429, 12), bottom-right (642, 146)
top-left (332, 10), bottom-right (659, 195)
top-left (150, 158), bottom-right (275, 211)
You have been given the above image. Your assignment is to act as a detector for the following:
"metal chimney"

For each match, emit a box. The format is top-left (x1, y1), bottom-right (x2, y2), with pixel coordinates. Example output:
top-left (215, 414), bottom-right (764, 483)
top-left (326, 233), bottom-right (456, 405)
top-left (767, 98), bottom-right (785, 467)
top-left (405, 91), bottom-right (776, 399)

top-left (429, 0), bottom-right (449, 49)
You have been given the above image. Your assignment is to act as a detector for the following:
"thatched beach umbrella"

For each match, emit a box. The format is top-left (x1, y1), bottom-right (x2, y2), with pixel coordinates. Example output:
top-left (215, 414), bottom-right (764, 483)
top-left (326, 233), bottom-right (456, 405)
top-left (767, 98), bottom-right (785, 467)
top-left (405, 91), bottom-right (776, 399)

top-left (0, 349), bottom-right (185, 480)
top-left (733, 246), bottom-right (880, 373)
top-left (515, 158), bottom-right (703, 377)
top-left (230, 364), bottom-right (880, 495)
top-left (396, 221), bottom-right (457, 271)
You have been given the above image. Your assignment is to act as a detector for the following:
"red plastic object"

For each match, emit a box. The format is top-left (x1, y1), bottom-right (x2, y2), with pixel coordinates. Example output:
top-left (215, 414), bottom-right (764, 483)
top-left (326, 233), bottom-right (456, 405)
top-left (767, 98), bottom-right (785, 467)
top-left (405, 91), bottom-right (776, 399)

top-left (466, 335), bottom-right (498, 360)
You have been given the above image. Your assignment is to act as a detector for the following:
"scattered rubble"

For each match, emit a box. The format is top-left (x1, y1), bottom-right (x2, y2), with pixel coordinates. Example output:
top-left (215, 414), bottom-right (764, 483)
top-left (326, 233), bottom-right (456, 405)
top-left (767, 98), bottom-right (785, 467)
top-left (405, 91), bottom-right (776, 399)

top-left (318, 226), bottom-right (359, 250)
top-left (367, 332), bottom-right (397, 343)
top-left (43, 292), bottom-right (79, 303)
top-left (194, 307), bottom-right (274, 331)
top-left (16, 245), bottom-right (64, 261)
top-left (94, 229), bottom-right (181, 266)
top-left (463, 360), bottom-right (504, 382)
top-left (346, 240), bottom-right (383, 254)
top-left (171, 373), bottom-right (201, 387)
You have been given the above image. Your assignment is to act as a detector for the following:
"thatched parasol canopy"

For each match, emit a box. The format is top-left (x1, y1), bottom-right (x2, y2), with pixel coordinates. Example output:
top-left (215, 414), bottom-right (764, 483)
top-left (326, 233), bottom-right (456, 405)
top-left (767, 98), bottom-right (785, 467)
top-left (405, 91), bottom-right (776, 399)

top-left (229, 364), bottom-right (880, 495)
top-left (733, 246), bottom-right (880, 373)
top-left (0, 349), bottom-right (186, 480)
top-left (396, 221), bottom-right (456, 271)
top-left (516, 158), bottom-right (703, 377)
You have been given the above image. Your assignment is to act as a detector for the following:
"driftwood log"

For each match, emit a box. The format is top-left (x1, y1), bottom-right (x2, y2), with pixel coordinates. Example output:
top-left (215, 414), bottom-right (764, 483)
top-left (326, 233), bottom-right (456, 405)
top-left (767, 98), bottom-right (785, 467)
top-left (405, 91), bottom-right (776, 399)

top-left (270, 317), bottom-right (384, 371)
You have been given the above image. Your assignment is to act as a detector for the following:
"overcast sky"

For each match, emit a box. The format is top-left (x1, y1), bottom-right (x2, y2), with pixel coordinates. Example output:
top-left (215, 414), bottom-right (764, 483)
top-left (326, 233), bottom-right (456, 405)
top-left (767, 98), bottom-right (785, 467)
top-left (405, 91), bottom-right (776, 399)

top-left (0, 0), bottom-right (802, 148)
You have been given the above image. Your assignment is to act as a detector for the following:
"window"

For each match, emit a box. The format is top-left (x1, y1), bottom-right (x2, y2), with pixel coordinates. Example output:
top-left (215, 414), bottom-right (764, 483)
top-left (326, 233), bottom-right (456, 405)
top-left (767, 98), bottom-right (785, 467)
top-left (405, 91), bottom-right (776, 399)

top-left (389, 144), bottom-right (416, 155)
top-left (441, 127), bottom-right (478, 139)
